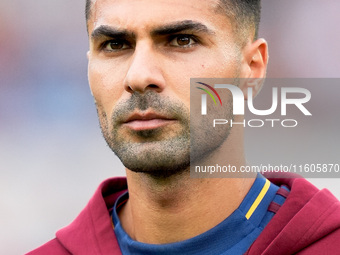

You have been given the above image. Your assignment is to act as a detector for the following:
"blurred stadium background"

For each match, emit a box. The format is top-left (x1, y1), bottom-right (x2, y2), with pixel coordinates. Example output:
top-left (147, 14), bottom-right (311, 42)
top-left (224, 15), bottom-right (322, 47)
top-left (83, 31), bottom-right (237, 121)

top-left (1, 1), bottom-right (339, 254)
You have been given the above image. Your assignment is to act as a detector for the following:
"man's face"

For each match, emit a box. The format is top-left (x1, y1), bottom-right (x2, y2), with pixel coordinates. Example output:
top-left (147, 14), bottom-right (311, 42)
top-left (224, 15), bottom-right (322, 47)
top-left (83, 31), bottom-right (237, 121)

top-left (87, 0), bottom-right (245, 176)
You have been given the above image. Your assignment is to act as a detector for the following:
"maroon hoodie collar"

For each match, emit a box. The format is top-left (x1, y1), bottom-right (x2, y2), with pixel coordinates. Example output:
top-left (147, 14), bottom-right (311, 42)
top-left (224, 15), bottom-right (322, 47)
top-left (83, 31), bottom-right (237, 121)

top-left (56, 177), bottom-right (127, 255)
top-left (247, 175), bottom-right (340, 254)
top-left (55, 174), bottom-right (340, 255)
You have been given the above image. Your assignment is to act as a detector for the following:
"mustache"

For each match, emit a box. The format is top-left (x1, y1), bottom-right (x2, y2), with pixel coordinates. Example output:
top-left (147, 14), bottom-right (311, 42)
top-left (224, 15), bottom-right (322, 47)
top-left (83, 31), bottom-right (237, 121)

top-left (111, 91), bottom-right (189, 124)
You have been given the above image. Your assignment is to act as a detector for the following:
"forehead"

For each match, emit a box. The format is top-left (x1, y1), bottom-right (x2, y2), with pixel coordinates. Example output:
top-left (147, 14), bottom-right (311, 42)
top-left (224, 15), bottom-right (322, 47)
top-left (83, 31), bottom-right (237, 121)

top-left (88, 0), bottom-right (228, 34)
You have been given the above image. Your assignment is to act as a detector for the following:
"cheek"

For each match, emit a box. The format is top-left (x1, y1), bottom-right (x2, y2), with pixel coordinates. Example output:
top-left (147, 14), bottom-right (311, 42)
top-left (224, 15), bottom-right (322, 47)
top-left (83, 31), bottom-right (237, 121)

top-left (88, 59), bottom-right (126, 115)
top-left (165, 65), bottom-right (197, 110)
top-left (165, 57), bottom-right (236, 110)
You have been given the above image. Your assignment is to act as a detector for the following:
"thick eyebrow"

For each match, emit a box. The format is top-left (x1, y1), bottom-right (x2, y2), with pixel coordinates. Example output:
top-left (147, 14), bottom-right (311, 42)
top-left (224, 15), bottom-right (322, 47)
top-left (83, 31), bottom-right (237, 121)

top-left (90, 20), bottom-right (214, 42)
top-left (151, 20), bottom-right (215, 36)
top-left (91, 25), bottom-right (135, 41)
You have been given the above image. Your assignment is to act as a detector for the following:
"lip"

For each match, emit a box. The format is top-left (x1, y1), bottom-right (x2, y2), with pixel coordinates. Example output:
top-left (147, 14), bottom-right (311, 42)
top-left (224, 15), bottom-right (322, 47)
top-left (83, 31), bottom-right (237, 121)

top-left (123, 112), bottom-right (176, 131)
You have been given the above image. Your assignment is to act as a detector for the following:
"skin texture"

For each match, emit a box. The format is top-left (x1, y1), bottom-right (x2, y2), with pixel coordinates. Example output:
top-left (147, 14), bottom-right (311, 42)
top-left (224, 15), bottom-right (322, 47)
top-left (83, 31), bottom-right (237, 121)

top-left (87, 0), bottom-right (268, 245)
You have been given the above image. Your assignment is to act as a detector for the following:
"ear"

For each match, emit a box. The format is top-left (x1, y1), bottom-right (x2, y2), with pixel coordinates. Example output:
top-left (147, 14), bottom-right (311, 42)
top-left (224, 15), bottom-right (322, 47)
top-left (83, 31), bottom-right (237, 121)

top-left (241, 38), bottom-right (268, 100)
top-left (248, 38), bottom-right (268, 78)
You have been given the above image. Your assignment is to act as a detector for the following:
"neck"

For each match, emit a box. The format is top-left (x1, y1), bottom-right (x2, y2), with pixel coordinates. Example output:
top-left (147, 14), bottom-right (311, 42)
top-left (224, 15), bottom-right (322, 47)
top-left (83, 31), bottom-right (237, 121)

top-left (118, 123), bottom-right (255, 244)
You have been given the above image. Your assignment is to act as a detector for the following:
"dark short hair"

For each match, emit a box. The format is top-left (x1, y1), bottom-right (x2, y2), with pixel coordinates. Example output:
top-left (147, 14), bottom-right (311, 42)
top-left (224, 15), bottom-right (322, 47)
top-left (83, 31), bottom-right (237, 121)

top-left (85, 0), bottom-right (91, 24)
top-left (86, 0), bottom-right (261, 45)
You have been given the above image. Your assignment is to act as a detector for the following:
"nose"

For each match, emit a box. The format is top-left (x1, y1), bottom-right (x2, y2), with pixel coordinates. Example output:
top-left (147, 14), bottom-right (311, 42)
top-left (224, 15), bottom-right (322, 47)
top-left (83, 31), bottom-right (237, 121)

top-left (124, 44), bottom-right (165, 93)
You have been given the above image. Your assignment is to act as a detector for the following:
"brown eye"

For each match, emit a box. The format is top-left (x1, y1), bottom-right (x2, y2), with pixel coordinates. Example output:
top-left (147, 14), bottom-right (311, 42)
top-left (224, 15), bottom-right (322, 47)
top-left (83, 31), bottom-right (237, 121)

top-left (177, 36), bottom-right (191, 46)
top-left (103, 40), bottom-right (129, 51)
top-left (109, 41), bottom-right (124, 49)
top-left (170, 35), bottom-right (196, 47)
